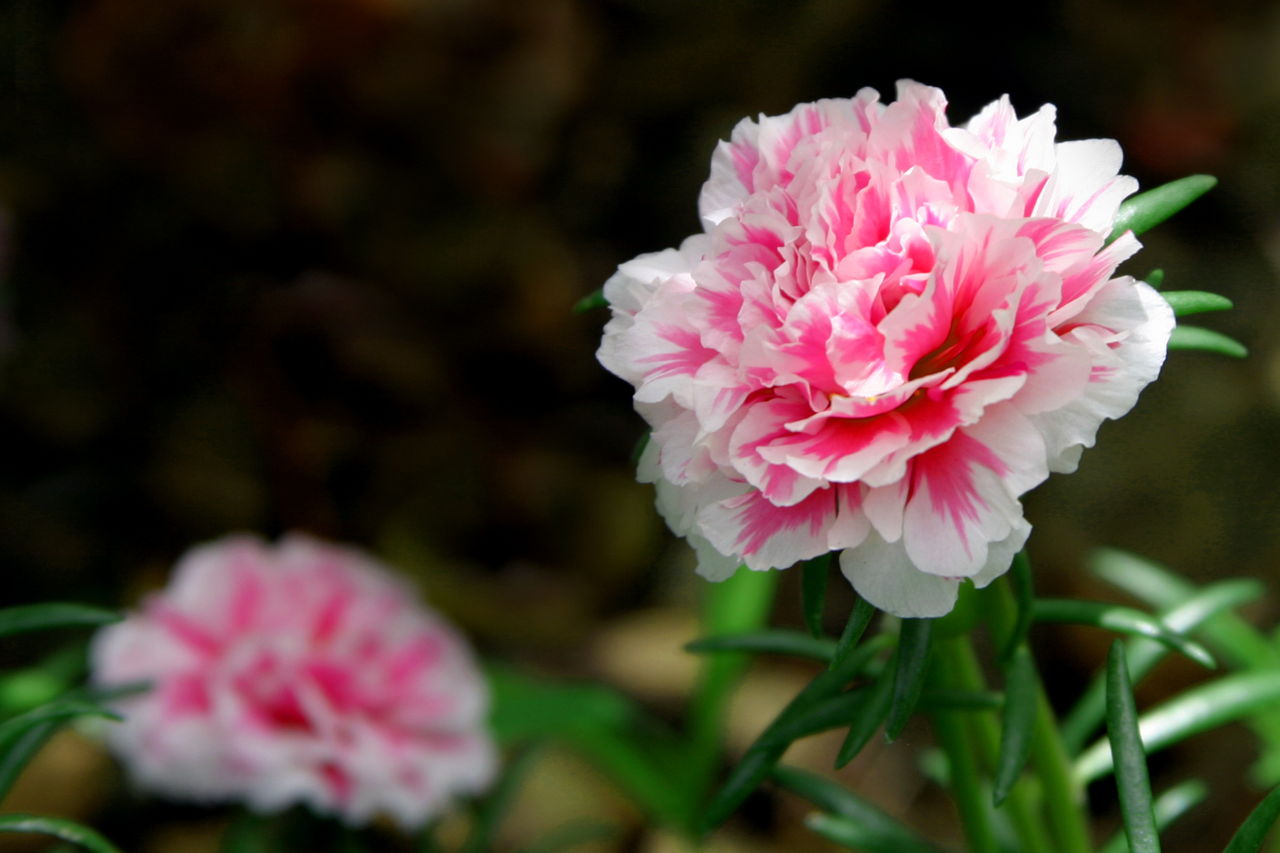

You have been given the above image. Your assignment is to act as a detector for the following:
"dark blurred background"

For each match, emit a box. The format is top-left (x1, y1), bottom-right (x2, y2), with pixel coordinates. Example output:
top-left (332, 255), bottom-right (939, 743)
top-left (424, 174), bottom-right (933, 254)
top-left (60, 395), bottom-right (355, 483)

top-left (2, 0), bottom-right (1279, 850)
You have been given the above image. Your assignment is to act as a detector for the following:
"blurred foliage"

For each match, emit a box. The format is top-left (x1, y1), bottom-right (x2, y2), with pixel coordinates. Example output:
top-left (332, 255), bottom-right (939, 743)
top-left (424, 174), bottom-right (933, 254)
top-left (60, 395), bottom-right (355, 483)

top-left (1, 0), bottom-right (1279, 849)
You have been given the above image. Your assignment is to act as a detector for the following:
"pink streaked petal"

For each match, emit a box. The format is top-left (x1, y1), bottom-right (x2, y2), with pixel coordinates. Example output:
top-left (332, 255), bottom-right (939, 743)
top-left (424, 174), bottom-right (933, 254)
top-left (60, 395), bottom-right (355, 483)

top-left (728, 394), bottom-right (827, 506)
top-left (901, 405), bottom-right (1045, 578)
top-left (762, 410), bottom-right (912, 484)
top-left (838, 531), bottom-right (959, 618)
top-left (700, 486), bottom-right (840, 571)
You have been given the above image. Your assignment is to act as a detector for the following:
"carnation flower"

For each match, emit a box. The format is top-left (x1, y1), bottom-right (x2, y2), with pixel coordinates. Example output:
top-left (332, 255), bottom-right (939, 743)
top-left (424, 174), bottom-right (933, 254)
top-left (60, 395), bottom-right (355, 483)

top-left (91, 534), bottom-right (496, 828)
top-left (598, 80), bottom-right (1173, 617)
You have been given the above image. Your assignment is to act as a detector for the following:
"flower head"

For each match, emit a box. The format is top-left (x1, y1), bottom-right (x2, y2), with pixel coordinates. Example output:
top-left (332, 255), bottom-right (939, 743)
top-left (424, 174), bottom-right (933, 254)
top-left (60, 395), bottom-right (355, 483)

top-left (598, 81), bottom-right (1173, 617)
top-left (91, 534), bottom-right (496, 828)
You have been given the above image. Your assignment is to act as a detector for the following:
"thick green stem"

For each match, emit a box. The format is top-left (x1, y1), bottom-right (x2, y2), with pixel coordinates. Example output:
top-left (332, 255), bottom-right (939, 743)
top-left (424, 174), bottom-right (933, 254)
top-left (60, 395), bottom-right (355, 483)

top-left (987, 577), bottom-right (1093, 853)
top-left (944, 636), bottom-right (1057, 853)
top-left (684, 567), bottom-right (780, 819)
top-left (931, 636), bottom-right (999, 853)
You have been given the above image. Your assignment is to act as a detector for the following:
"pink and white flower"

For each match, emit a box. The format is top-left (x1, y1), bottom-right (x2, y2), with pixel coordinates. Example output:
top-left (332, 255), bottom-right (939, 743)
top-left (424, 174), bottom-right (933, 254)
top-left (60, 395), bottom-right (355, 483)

top-left (598, 81), bottom-right (1173, 617)
top-left (91, 534), bottom-right (496, 828)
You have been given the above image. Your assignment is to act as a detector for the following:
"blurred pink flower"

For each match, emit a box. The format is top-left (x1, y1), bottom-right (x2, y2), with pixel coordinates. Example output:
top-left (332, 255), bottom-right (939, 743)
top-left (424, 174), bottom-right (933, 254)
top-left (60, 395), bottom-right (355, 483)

top-left (598, 81), bottom-right (1173, 617)
top-left (92, 534), bottom-right (495, 828)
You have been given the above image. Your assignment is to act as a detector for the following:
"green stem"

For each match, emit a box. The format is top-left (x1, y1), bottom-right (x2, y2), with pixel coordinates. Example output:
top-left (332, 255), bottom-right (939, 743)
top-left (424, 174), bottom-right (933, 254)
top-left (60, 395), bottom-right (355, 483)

top-left (684, 567), bottom-right (780, 820)
top-left (987, 577), bottom-right (1093, 853)
top-left (931, 636), bottom-right (999, 853)
top-left (945, 636), bottom-right (1056, 853)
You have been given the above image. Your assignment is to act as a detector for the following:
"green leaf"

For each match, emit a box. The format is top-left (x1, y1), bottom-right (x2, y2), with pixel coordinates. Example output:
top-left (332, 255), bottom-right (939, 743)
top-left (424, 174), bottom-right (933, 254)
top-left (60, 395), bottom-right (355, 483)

top-left (0, 700), bottom-right (122, 801)
top-left (700, 631), bottom-right (890, 830)
top-left (1001, 550), bottom-right (1034, 660)
top-left (917, 688), bottom-right (1004, 712)
top-left (0, 815), bottom-right (123, 853)
top-left (1098, 779), bottom-right (1207, 853)
top-left (685, 630), bottom-right (836, 662)
top-left (0, 604), bottom-right (121, 639)
top-left (1162, 290), bottom-right (1234, 317)
top-left (1032, 598), bottom-right (1215, 668)
top-left (1090, 550), bottom-right (1280, 670)
top-left (832, 598), bottom-right (877, 666)
top-left (993, 644), bottom-right (1037, 807)
top-left (1107, 642), bottom-right (1161, 853)
top-left (1168, 325), bottom-right (1248, 358)
top-left (1078, 670), bottom-right (1280, 783)
top-left (1061, 579), bottom-right (1263, 755)
top-left (487, 667), bottom-right (637, 744)
top-left (760, 687), bottom-right (872, 748)
top-left (1224, 782), bottom-right (1280, 853)
top-left (773, 765), bottom-right (947, 853)
top-left (1109, 174), bottom-right (1217, 242)
top-left (486, 667), bottom-right (686, 827)
top-left (684, 566), bottom-right (780, 819)
top-left (461, 743), bottom-right (545, 853)
top-left (836, 667), bottom-right (894, 768)
top-left (801, 555), bottom-right (830, 638)
top-left (1146, 269), bottom-right (1166, 290)
top-left (701, 744), bottom-right (786, 830)
top-left (886, 619), bottom-right (933, 741)
top-left (571, 289), bottom-right (606, 314)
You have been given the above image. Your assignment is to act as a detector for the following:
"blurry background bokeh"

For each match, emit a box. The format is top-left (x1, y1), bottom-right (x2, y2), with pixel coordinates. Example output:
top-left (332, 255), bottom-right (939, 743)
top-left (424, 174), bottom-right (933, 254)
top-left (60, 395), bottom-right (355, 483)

top-left (2, 0), bottom-right (1279, 850)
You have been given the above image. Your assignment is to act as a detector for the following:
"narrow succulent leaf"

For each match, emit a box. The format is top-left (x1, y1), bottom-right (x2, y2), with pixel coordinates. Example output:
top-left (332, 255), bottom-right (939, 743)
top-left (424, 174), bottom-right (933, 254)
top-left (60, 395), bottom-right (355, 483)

top-left (1002, 550), bottom-right (1034, 660)
top-left (461, 743), bottom-right (545, 853)
top-left (1224, 782), bottom-right (1280, 853)
top-left (1145, 268), bottom-right (1165, 289)
top-left (1061, 579), bottom-right (1264, 754)
top-left (1168, 324), bottom-right (1248, 357)
top-left (701, 744), bottom-right (786, 831)
top-left (572, 288), bottom-right (607, 314)
top-left (761, 687), bottom-right (873, 748)
top-left (0, 815), bottom-right (123, 853)
top-left (1098, 779), bottom-right (1208, 853)
top-left (0, 604), bottom-right (121, 639)
top-left (801, 555), bottom-right (830, 638)
top-left (0, 701), bottom-right (122, 801)
top-left (685, 630), bottom-right (836, 662)
top-left (831, 598), bottom-right (877, 667)
top-left (568, 726), bottom-right (689, 828)
top-left (993, 645), bottom-right (1037, 806)
top-left (1032, 598), bottom-right (1214, 668)
top-left (701, 635), bottom-right (890, 830)
top-left (886, 619), bottom-right (933, 741)
top-left (1089, 549), bottom-right (1280, 670)
top-left (917, 688), bottom-right (1004, 712)
top-left (774, 766), bottom-right (946, 853)
top-left (1162, 291), bottom-right (1234, 317)
top-left (1107, 642), bottom-right (1161, 853)
top-left (836, 670), bottom-right (895, 768)
top-left (1168, 325), bottom-right (1248, 358)
top-left (1109, 174), bottom-right (1217, 242)
top-left (1078, 670), bottom-right (1280, 783)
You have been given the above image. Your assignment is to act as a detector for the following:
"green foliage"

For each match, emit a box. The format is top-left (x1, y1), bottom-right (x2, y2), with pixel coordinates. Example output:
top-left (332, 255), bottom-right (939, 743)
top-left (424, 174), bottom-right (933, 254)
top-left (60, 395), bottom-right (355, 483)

top-left (1106, 642), bottom-right (1162, 853)
top-left (0, 604), bottom-right (120, 639)
top-left (0, 815), bottom-right (124, 853)
top-left (992, 644), bottom-right (1037, 806)
top-left (773, 766), bottom-right (946, 853)
top-left (685, 630), bottom-right (835, 662)
top-left (1032, 598), bottom-right (1215, 668)
top-left (1109, 174), bottom-right (1217, 242)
